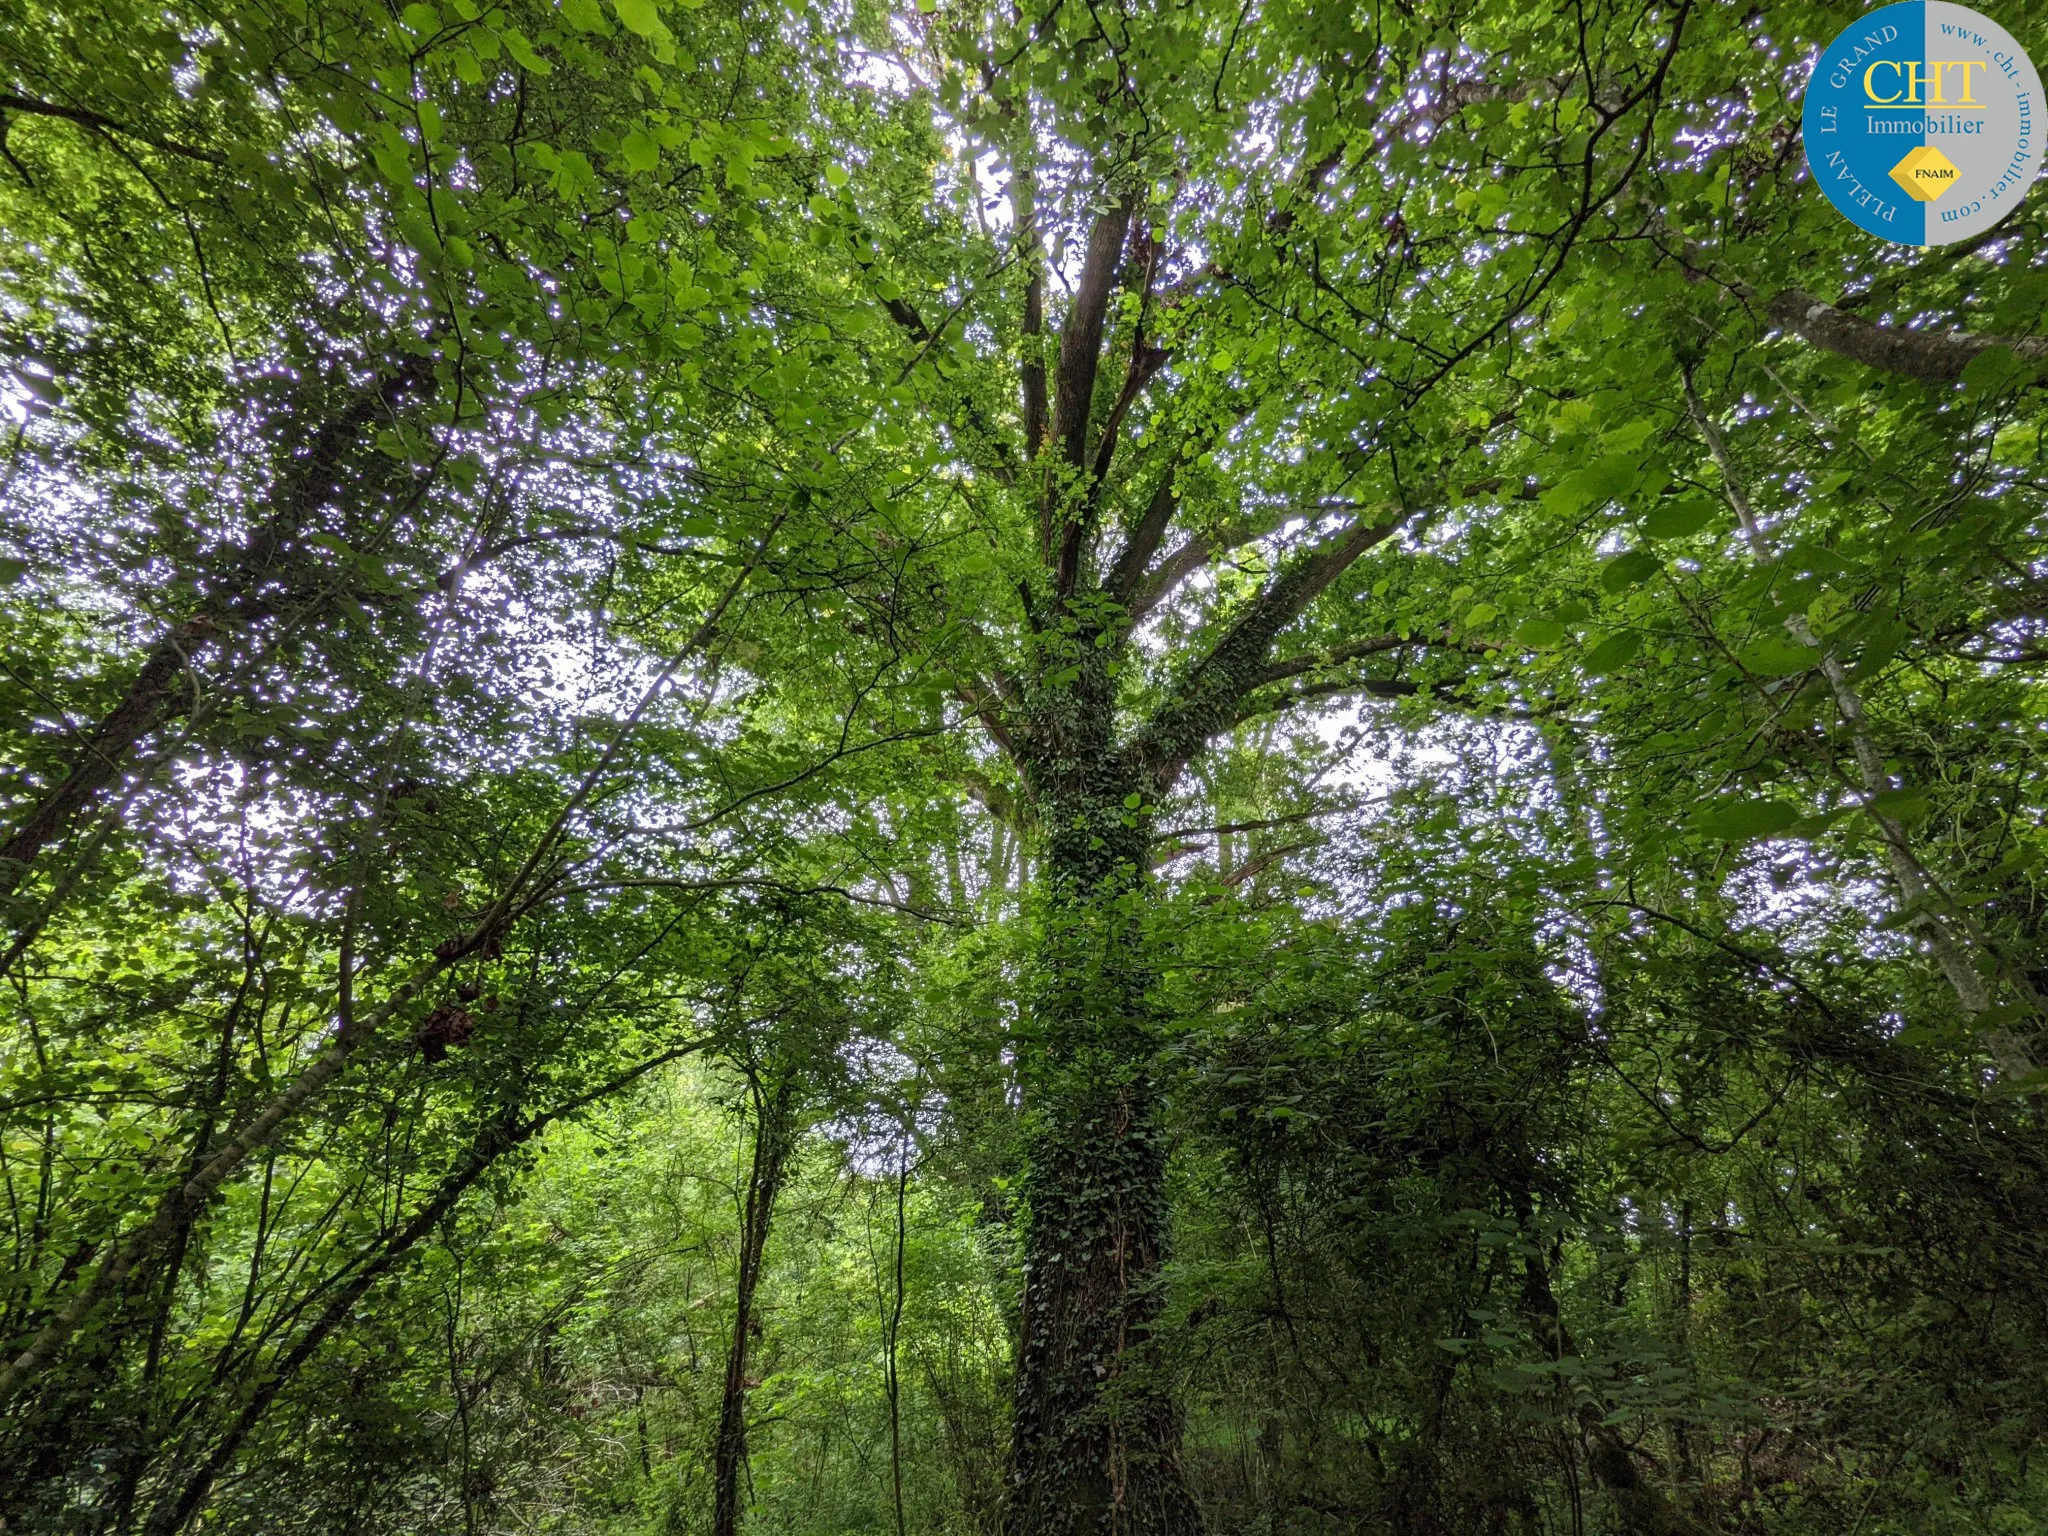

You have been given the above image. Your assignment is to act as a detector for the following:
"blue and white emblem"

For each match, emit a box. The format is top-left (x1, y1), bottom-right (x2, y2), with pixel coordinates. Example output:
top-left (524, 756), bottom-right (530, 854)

top-left (1804, 2), bottom-right (2040, 245)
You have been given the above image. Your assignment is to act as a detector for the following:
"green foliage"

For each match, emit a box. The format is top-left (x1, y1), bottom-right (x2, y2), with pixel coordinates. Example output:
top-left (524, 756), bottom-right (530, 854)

top-left (5, 0), bottom-right (2048, 1531)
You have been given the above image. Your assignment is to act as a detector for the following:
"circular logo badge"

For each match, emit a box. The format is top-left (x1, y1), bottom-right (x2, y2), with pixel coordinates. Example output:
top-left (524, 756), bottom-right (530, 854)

top-left (1804, 2), bottom-right (2041, 245)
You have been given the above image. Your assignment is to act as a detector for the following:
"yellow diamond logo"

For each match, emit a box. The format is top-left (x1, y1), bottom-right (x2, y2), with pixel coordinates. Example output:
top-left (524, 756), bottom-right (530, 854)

top-left (1890, 145), bottom-right (1961, 202)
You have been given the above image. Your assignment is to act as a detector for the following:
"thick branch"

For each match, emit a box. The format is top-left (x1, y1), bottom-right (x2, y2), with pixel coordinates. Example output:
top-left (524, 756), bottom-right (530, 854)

top-left (0, 623), bottom-right (208, 898)
top-left (1102, 475), bottom-right (1177, 604)
top-left (1129, 509), bottom-right (1417, 786)
top-left (1050, 200), bottom-right (1135, 472)
top-left (0, 362), bottom-right (433, 896)
top-left (1014, 157), bottom-right (1049, 459)
top-left (953, 682), bottom-right (1022, 764)
top-left (1123, 519), bottom-right (1276, 625)
top-left (1765, 288), bottom-right (2048, 383)
top-left (1084, 221), bottom-right (1167, 490)
top-left (1087, 343), bottom-right (1168, 490)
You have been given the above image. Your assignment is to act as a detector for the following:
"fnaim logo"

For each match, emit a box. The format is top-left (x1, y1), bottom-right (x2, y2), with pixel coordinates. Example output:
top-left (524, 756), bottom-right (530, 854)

top-left (1805, 2), bottom-right (2041, 245)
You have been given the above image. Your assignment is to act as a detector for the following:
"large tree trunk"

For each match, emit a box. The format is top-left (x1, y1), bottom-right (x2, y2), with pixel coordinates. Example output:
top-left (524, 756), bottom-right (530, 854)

top-left (1006, 758), bottom-right (1201, 1536)
top-left (711, 1081), bottom-right (794, 1536)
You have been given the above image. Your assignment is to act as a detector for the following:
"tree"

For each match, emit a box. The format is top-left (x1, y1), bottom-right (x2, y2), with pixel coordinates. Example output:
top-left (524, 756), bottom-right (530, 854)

top-left (7, 0), bottom-right (2048, 1531)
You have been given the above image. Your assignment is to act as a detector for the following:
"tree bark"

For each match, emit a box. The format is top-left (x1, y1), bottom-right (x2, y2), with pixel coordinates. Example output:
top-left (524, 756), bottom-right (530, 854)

top-left (711, 1081), bottom-right (795, 1536)
top-left (1764, 288), bottom-right (2048, 383)
top-left (1007, 736), bottom-right (1201, 1536)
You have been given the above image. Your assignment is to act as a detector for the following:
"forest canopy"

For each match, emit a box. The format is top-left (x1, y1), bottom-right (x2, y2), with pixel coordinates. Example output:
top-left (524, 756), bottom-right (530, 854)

top-left (2, 0), bottom-right (2047, 1532)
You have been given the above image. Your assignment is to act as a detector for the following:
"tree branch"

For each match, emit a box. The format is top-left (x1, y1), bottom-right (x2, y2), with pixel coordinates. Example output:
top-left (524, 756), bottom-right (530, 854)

top-left (1016, 164), bottom-right (1050, 460)
top-left (1102, 474), bottom-right (1178, 604)
top-left (0, 91), bottom-right (226, 166)
top-left (1763, 287), bottom-right (2048, 383)
top-left (1247, 628), bottom-right (1498, 690)
top-left (1051, 200), bottom-right (1135, 471)
top-left (1129, 508), bottom-right (1419, 786)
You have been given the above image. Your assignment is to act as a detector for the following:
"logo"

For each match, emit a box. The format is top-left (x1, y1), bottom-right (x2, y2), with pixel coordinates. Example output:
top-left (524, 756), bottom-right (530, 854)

top-left (1804, 2), bottom-right (2041, 245)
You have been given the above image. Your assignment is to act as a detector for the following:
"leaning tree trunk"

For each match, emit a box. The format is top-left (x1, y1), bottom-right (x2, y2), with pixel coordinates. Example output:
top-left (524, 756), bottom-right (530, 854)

top-left (711, 1081), bottom-right (795, 1536)
top-left (1007, 741), bottom-right (1201, 1536)
top-left (1517, 1241), bottom-right (1710, 1536)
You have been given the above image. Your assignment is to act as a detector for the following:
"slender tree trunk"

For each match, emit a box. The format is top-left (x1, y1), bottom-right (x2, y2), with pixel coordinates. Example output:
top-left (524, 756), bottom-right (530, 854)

top-left (1006, 756), bottom-right (1201, 1536)
top-left (131, 1040), bottom-right (703, 1535)
top-left (712, 1082), bottom-right (794, 1536)
top-left (1683, 377), bottom-right (2035, 1054)
top-left (0, 358), bottom-right (434, 902)
top-left (886, 1148), bottom-right (909, 1536)
top-left (0, 625), bottom-right (209, 899)
top-left (1517, 1241), bottom-right (1709, 1536)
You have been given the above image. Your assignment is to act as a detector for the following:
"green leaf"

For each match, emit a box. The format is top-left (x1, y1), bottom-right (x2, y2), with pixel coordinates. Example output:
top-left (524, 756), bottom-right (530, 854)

top-left (1602, 418), bottom-right (1657, 454)
top-left (1866, 786), bottom-right (1931, 826)
top-left (1692, 799), bottom-right (1800, 842)
top-left (1738, 636), bottom-right (1820, 677)
top-left (1850, 619), bottom-right (1908, 680)
top-left (560, 0), bottom-right (612, 30)
top-left (1961, 344), bottom-right (2034, 397)
top-left (1515, 617), bottom-right (1566, 647)
top-left (1600, 549), bottom-right (1661, 592)
top-left (498, 27), bottom-right (553, 73)
top-left (1581, 631), bottom-right (1642, 673)
top-left (1642, 498), bottom-right (1717, 540)
top-left (621, 128), bottom-right (660, 173)
top-left (612, 0), bottom-right (666, 38)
